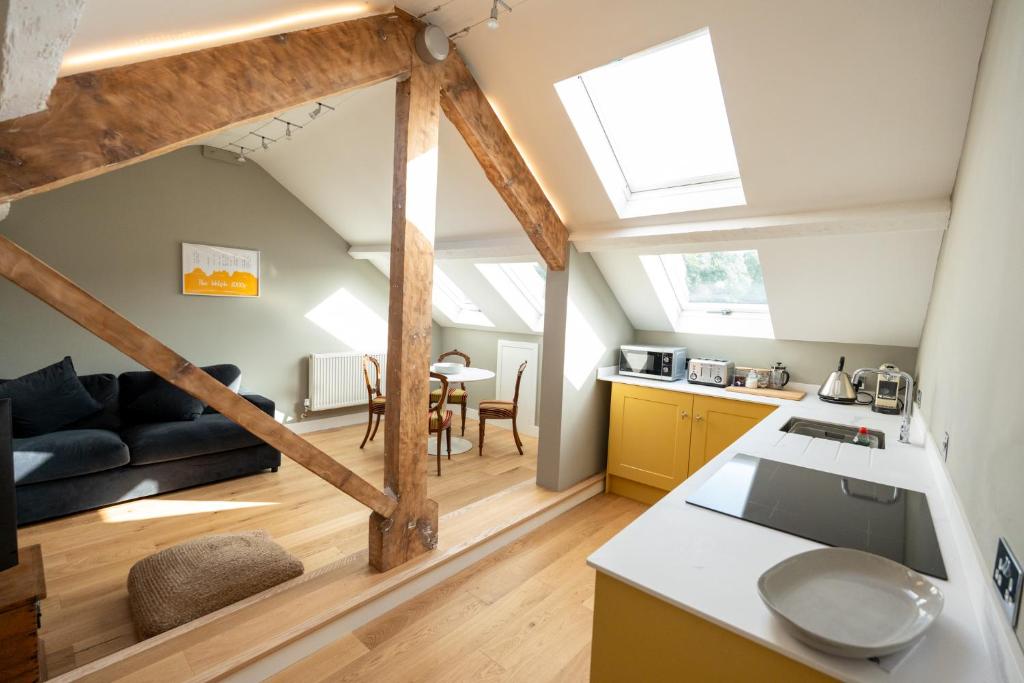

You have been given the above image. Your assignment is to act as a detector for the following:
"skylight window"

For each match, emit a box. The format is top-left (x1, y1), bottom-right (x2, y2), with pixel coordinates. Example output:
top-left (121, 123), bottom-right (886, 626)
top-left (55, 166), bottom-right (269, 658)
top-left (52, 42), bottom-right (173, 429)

top-left (433, 266), bottom-right (493, 328)
top-left (476, 262), bottom-right (546, 333)
top-left (640, 250), bottom-right (773, 338)
top-left (555, 28), bottom-right (744, 218)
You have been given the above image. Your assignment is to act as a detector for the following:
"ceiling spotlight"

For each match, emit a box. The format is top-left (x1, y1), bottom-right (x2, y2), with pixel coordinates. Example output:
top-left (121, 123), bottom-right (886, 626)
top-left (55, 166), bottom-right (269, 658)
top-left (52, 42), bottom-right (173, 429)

top-left (260, 135), bottom-right (270, 150)
top-left (274, 117), bottom-right (301, 141)
top-left (486, 0), bottom-right (511, 29)
top-left (231, 143), bottom-right (251, 163)
top-left (308, 101), bottom-right (334, 120)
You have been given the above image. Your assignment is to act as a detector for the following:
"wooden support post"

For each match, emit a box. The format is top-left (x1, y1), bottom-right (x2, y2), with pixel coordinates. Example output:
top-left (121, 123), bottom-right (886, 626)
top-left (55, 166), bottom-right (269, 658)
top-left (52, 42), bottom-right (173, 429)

top-left (368, 64), bottom-right (442, 571)
top-left (0, 236), bottom-right (397, 519)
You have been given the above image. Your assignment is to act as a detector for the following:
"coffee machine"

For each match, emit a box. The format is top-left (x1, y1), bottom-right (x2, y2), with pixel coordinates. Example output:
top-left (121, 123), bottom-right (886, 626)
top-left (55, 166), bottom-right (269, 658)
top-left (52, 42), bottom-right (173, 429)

top-left (872, 364), bottom-right (904, 415)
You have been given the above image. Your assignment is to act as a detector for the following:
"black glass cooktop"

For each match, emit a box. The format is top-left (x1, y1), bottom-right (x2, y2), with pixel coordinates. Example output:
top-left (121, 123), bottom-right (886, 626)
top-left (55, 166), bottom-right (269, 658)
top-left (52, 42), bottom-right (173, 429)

top-left (687, 454), bottom-right (947, 580)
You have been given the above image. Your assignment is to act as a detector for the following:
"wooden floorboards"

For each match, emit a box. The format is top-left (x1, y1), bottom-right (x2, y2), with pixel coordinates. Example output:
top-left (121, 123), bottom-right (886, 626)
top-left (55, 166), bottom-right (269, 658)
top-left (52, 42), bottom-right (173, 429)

top-left (18, 417), bottom-right (537, 678)
top-left (270, 493), bottom-right (647, 682)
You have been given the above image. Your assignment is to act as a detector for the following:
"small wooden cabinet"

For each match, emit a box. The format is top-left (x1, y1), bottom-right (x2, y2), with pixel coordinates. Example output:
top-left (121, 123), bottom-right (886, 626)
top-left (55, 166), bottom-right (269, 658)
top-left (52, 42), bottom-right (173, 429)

top-left (0, 545), bottom-right (47, 683)
top-left (606, 383), bottom-right (775, 504)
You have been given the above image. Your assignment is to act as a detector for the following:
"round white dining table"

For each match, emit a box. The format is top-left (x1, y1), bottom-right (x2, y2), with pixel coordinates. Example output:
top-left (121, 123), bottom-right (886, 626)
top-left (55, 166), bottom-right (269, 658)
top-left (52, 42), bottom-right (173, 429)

top-left (427, 365), bottom-right (496, 456)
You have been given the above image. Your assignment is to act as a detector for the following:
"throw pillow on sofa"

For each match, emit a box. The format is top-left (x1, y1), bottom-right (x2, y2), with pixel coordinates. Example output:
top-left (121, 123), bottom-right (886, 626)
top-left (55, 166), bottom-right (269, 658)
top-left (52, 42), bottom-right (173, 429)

top-left (123, 380), bottom-right (205, 423)
top-left (0, 357), bottom-right (103, 437)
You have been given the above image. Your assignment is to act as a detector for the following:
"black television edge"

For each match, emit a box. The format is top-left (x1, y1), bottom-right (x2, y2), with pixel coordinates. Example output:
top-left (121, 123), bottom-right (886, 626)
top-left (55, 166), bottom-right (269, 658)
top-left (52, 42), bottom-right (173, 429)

top-left (0, 398), bottom-right (17, 571)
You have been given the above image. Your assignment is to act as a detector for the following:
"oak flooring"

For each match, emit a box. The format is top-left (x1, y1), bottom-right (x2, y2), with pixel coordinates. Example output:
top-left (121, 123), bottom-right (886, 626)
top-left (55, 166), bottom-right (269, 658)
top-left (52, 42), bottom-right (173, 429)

top-left (271, 493), bottom-right (648, 683)
top-left (17, 417), bottom-right (537, 678)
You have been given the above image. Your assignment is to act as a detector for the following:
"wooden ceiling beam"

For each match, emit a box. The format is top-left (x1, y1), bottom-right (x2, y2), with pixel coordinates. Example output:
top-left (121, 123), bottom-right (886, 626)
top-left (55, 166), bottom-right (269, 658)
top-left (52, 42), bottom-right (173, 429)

top-left (0, 10), bottom-right (568, 264)
top-left (0, 12), bottom-right (416, 203)
top-left (440, 53), bottom-right (568, 271)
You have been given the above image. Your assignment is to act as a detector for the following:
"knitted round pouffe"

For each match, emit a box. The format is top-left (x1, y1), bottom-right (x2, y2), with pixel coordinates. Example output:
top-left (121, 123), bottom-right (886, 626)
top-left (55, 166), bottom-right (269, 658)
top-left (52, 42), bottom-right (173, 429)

top-left (127, 530), bottom-right (304, 638)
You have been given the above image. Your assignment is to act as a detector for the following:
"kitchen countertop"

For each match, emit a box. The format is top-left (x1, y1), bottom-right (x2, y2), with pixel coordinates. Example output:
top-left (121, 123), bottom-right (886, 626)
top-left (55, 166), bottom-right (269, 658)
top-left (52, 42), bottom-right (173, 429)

top-left (591, 373), bottom-right (1024, 683)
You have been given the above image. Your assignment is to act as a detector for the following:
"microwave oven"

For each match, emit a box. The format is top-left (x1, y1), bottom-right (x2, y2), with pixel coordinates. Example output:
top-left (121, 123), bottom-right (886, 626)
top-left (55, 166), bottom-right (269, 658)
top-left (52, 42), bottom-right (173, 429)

top-left (618, 345), bottom-right (687, 381)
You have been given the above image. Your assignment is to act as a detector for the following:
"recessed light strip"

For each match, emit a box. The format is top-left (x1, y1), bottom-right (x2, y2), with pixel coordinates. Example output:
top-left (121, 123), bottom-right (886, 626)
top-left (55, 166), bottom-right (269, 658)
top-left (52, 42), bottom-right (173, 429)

top-left (62, 4), bottom-right (370, 73)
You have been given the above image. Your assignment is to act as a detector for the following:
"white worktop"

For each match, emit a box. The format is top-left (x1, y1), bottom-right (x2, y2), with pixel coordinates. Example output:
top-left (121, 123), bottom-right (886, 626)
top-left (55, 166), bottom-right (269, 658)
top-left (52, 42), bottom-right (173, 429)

top-left (591, 373), bottom-right (1024, 683)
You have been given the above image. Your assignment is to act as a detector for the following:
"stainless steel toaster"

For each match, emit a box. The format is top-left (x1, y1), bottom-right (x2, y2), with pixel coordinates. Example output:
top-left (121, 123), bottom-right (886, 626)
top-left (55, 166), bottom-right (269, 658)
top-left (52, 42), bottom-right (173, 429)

top-left (687, 358), bottom-right (735, 387)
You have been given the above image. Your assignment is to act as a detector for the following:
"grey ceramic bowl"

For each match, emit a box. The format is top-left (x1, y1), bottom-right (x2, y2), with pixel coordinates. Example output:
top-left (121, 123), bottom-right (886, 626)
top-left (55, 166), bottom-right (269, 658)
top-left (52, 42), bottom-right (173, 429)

top-left (757, 547), bottom-right (944, 659)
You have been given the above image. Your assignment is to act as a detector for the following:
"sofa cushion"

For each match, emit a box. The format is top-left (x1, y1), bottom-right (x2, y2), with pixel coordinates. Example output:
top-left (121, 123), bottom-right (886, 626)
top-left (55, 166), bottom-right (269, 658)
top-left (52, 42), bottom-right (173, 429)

top-left (0, 357), bottom-right (103, 437)
top-left (65, 373), bottom-right (122, 431)
top-left (13, 429), bottom-right (130, 485)
top-left (121, 414), bottom-right (263, 466)
top-left (119, 365), bottom-right (243, 423)
top-left (122, 380), bottom-right (204, 424)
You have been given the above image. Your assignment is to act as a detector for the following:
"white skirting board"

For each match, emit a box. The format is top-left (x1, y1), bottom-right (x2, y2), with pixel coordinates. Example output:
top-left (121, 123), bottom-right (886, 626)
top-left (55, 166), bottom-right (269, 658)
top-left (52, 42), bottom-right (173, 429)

top-left (286, 409), bottom-right (539, 438)
top-left (284, 411), bottom-right (369, 434)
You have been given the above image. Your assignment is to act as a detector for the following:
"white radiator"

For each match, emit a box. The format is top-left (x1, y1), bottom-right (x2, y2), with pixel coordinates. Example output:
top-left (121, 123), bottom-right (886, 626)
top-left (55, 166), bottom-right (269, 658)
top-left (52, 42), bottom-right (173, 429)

top-left (307, 351), bottom-right (386, 412)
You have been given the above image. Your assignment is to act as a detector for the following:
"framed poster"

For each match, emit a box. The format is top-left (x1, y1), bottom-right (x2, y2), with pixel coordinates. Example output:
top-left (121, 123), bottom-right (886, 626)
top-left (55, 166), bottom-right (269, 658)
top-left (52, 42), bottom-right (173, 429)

top-left (182, 242), bottom-right (260, 297)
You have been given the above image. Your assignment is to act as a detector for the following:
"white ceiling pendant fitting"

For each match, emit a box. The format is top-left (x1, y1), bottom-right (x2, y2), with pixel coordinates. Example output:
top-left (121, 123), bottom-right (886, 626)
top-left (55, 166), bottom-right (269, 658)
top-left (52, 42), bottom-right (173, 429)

top-left (414, 24), bottom-right (450, 64)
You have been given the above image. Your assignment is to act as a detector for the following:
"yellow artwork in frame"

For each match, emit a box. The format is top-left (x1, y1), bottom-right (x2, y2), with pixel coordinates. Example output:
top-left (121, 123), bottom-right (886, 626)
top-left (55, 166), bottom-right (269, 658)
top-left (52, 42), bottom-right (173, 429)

top-left (182, 242), bottom-right (260, 297)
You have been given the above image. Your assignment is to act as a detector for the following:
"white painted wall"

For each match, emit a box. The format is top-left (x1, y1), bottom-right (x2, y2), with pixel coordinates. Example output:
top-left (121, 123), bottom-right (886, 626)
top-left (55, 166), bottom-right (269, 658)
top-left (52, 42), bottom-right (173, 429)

top-left (538, 248), bottom-right (633, 490)
top-left (915, 0), bottom-right (1024, 649)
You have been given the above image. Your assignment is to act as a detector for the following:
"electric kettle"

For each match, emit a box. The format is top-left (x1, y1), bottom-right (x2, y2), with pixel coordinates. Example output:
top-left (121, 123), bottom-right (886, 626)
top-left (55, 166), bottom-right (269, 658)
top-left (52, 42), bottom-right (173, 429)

top-left (818, 356), bottom-right (857, 404)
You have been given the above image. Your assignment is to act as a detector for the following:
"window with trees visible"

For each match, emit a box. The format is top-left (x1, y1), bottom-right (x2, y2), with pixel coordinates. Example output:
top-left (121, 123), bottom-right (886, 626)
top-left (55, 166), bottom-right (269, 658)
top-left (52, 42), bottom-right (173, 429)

top-left (641, 250), bottom-right (773, 338)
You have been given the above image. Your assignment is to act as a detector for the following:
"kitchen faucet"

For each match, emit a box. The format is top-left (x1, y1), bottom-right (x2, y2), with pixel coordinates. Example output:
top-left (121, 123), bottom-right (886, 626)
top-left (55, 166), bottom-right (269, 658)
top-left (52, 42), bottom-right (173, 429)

top-left (851, 367), bottom-right (915, 444)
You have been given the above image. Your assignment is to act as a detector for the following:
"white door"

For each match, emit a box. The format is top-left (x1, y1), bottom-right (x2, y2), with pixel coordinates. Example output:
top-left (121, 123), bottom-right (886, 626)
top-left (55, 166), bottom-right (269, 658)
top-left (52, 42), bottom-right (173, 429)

top-left (496, 339), bottom-right (539, 432)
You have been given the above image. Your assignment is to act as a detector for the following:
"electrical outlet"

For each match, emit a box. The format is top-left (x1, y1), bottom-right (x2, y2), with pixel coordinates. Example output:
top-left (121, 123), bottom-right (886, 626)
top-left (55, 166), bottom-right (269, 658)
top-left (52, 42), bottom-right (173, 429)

top-left (994, 538), bottom-right (1023, 627)
top-left (941, 432), bottom-right (950, 461)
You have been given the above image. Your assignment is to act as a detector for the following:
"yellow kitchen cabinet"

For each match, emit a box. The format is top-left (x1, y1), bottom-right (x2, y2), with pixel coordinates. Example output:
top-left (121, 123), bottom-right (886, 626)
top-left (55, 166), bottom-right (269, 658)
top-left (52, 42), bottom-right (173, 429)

top-left (688, 395), bottom-right (776, 476)
top-left (590, 572), bottom-right (834, 682)
top-left (606, 384), bottom-right (777, 504)
top-left (606, 383), bottom-right (694, 504)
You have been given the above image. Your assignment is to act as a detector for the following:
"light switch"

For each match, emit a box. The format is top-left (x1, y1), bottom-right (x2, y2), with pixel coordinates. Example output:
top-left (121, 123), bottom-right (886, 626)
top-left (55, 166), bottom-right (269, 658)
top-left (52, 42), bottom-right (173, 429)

top-left (994, 538), bottom-right (1022, 627)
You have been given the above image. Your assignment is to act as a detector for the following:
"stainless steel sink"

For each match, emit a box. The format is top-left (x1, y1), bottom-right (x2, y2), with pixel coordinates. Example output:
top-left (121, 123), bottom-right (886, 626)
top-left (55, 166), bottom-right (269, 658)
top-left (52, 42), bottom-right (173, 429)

top-left (780, 417), bottom-right (885, 449)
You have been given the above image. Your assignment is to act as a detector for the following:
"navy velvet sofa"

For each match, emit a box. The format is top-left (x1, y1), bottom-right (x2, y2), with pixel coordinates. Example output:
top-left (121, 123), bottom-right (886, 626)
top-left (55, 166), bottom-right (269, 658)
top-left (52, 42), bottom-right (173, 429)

top-left (7, 365), bottom-right (280, 526)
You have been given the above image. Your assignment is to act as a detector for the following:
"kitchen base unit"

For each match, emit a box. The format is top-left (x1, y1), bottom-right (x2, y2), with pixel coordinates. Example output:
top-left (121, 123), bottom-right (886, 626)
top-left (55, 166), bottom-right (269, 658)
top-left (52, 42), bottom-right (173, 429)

top-left (606, 381), bottom-right (776, 504)
top-left (590, 571), bottom-right (835, 683)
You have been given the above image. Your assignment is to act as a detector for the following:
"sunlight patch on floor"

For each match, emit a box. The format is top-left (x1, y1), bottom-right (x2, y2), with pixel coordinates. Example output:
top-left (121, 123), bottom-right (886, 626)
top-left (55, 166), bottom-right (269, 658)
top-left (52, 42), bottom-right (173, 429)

top-left (98, 499), bottom-right (277, 523)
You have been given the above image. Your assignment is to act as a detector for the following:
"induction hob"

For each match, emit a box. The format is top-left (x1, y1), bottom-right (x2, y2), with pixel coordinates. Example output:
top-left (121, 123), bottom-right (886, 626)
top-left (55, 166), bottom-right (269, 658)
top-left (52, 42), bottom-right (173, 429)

top-left (686, 454), bottom-right (947, 580)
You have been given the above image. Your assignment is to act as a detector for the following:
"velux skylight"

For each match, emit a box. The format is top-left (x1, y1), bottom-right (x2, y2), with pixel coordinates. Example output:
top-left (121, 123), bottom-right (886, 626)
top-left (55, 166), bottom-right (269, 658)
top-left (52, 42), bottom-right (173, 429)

top-left (476, 262), bottom-right (546, 333)
top-left (433, 266), bottom-right (493, 328)
top-left (555, 28), bottom-right (744, 218)
top-left (640, 250), bottom-right (773, 338)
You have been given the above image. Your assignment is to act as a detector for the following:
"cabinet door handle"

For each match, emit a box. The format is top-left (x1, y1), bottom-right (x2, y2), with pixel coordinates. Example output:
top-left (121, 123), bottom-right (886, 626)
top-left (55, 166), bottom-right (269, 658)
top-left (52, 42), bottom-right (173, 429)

top-left (680, 411), bottom-right (689, 419)
top-left (695, 414), bottom-right (704, 422)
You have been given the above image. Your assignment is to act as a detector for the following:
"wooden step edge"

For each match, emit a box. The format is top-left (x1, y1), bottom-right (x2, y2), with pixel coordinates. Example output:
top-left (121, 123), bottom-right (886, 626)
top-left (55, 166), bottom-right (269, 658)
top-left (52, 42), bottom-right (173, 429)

top-left (54, 473), bottom-right (606, 683)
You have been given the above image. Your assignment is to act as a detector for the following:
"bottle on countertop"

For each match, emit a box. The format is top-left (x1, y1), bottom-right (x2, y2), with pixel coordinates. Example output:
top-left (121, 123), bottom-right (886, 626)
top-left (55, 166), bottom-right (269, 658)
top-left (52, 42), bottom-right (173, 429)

top-left (853, 426), bottom-right (873, 447)
top-left (745, 370), bottom-right (760, 388)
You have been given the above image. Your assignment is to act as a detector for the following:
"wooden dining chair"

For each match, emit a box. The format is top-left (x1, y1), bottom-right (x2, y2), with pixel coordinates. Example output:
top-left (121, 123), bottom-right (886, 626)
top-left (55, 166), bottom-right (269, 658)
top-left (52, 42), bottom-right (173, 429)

top-left (359, 355), bottom-right (386, 449)
top-left (428, 371), bottom-right (453, 476)
top-left (430, 349), bottom-right (470, 436)
top-left (478, 360), bottom-right (527, 456)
